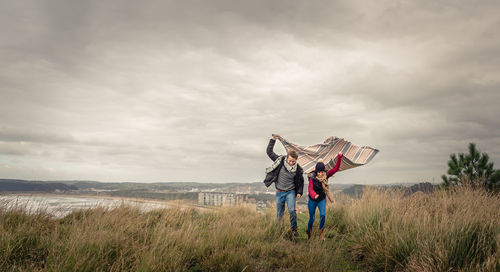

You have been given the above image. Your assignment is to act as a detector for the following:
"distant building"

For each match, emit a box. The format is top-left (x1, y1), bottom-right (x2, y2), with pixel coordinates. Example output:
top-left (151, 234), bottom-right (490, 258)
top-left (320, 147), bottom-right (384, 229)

top-left (198, 192), bottom-right (248, 206)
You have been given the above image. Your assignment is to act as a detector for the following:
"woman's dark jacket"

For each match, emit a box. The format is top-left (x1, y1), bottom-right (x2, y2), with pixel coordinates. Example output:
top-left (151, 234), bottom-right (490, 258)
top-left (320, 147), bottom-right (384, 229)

top-left (309, 176), bottom-right (326, 201)
top-left (263, 139), bottom-right (304, 196)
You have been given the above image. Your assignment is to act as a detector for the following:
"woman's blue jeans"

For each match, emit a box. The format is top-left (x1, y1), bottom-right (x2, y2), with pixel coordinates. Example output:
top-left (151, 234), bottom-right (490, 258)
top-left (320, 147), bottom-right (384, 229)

top-left (307, 198), bottom-right (326, 233)
top-left (275, 190), bottom-right (297, 230)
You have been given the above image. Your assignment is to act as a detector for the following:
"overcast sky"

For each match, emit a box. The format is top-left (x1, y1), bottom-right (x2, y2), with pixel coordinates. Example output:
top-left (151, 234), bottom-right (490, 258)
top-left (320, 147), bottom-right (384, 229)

top-left (1, 0), bottom-right (499, 184)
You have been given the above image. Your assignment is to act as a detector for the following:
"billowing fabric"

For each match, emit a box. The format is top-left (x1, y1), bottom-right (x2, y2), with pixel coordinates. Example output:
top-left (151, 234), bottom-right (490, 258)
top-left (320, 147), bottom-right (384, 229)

top-left (279, 136), bottom-right (379, 174)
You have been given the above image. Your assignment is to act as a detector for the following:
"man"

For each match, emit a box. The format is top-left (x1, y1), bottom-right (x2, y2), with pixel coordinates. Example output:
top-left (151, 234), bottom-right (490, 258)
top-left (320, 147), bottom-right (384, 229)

top-left (263, 134), bottom-right (304, 238)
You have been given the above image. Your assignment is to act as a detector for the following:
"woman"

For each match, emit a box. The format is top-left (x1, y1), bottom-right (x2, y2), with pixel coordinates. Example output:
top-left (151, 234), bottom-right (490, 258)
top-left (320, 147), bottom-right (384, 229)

top-left (307, 152), bottom-right (343, 241)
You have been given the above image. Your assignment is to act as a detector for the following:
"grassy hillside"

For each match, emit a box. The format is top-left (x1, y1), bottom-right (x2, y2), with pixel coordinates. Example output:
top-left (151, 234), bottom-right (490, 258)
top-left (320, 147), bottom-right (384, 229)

top-left (1, 186), bottom-right (499, 271)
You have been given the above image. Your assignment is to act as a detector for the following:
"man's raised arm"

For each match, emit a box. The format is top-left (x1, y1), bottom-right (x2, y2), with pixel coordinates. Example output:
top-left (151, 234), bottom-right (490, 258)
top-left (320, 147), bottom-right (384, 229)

top-left (266, 134), bottom-right (281, 161)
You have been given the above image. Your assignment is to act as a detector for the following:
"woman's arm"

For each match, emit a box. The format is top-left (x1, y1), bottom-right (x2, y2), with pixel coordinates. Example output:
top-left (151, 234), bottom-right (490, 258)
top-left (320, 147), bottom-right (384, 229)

top-left (308, 178), bottom-right (318, 199)
top-left (327, 153), bottom-right (343, 178)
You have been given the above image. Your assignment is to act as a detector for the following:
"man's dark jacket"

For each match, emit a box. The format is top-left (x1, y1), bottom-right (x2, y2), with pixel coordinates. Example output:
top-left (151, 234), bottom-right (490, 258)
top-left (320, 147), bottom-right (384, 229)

top-left (263, 139), bottom-right (304, 195)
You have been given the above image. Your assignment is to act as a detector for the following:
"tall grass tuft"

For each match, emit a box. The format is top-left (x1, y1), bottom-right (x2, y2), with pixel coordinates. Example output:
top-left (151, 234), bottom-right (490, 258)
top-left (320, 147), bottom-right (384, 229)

top-left (343, 186), bottom-right (500, 271)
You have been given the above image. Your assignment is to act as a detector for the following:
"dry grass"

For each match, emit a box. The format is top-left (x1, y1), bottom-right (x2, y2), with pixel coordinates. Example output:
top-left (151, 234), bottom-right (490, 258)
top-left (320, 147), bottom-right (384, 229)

top-left (1, 185), bottom-right (499, 271)
top-left (342, 186), bottom-right (500, 271)
top-left (0, 202), bottom-right (354, 271)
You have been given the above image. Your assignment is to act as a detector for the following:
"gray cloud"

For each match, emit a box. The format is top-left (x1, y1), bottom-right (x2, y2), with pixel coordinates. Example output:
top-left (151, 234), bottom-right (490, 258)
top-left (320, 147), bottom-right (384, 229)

top-left (0, 142), bottom-right (38, 156)
top-left (0, 127), bottom-right (76, 144)
top-left (1, 0), bottom-right (499, 183)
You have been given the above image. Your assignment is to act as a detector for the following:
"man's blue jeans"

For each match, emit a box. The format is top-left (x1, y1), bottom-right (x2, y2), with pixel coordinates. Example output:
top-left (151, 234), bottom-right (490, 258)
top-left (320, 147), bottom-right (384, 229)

top-left (276, 190), bottom-right (297, 230)
top-left (307, 198), bottom-right (326, 233)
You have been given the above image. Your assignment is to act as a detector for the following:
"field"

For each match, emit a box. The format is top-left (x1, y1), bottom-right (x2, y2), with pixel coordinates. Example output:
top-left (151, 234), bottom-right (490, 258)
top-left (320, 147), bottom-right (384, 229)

top-left (1, 187), bottom-right (499, 271)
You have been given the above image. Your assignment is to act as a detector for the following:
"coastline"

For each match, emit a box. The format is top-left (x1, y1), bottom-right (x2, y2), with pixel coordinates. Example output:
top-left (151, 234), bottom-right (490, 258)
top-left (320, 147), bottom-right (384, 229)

top-left (0, 192), bottom-right (202, 210)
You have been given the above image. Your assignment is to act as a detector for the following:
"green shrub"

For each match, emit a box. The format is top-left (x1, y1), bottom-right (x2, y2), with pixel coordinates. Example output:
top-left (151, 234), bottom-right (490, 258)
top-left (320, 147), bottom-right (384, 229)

top-left (445, 222), bottom-right (497, 269)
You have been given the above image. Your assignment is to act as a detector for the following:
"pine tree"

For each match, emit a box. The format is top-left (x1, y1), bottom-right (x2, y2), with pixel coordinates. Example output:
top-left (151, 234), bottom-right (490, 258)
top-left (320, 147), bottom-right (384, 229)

top-left (488, 169), bottom-right (500, 191)
top-left (441, 143), bottom-right (498, 191)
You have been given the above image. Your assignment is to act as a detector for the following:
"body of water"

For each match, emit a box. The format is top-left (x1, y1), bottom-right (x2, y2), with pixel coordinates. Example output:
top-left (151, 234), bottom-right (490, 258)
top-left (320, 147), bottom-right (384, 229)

top-left (0, 194), bottom-right (170, 217)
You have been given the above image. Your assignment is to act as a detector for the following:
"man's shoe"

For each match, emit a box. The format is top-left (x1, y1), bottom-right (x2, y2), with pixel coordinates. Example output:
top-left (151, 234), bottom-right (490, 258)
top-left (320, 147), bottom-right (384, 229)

top-left (306, 231), bottom-right (312, 242)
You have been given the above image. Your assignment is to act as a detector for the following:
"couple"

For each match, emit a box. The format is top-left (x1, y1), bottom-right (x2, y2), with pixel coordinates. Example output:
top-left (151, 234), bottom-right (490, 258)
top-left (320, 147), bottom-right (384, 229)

top-left (264, 134), bottom-right (343, 241)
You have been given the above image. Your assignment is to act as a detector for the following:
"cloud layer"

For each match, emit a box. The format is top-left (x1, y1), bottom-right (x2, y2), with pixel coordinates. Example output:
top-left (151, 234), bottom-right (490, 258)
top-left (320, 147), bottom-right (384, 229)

top-left (1, 0), bottom-right (499, 183)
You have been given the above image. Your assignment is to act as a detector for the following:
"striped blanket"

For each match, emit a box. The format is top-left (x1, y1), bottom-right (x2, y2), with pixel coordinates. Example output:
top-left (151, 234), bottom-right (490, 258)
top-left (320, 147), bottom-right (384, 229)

top-left (279, 136), bottom-right (379, 174)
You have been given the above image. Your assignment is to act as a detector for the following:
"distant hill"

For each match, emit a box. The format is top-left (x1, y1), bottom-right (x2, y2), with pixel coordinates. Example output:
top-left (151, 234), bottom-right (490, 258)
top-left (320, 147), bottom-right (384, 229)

top-left (403, 182), bottom-right (435, 197)
top-left (341, 182), bottom-right (437, 198)
top-left (0, 179), bottom-right (271, 197)
top-left (1, 179), bottom-right (437, 199)
top-left (341, 184), bottom-right (366, 198)
top-left (0, 179), bottom-right (77, 192)
top-left (58, 180), bottom-right (269, 192)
